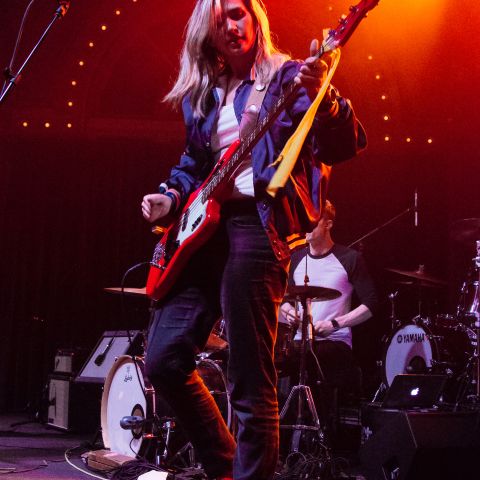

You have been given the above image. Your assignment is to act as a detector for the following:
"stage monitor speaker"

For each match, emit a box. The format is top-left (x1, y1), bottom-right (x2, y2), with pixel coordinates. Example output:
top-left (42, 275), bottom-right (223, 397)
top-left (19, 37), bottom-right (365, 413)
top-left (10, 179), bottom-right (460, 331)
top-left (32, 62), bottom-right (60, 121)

top-left (75, 330), bottom-right (143, 384)
top-left (359, 409), bottom-right (480, 480)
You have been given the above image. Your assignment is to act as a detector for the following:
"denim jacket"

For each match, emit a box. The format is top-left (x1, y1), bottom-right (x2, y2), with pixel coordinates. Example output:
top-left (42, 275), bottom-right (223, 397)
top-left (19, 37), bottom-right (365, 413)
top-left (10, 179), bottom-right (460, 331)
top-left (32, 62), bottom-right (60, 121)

top-left (161, 60), bottom-right (367, 262)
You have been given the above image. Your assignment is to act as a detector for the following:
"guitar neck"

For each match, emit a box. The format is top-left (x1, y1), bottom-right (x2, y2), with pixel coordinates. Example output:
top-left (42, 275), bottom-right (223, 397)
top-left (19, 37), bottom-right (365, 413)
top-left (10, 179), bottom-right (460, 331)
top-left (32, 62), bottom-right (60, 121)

top-left (201, 80), bottom-right (301, 202)
top-left (200, 0), bottom-right (380, 202)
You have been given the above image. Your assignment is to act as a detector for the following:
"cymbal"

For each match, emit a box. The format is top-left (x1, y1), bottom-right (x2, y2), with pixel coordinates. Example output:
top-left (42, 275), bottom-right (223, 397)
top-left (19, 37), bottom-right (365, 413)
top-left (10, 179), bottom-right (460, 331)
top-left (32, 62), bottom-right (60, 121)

top-left (104, 287), bottom-right (147, 296)
top-left (285, 285), bottom-right (341, 301)
top-left (386, 267), bottom-right (448, 286)
top-left (396, 280), bottom-right (442, 289)
top-left (450, 218), bottom-right (480, 245)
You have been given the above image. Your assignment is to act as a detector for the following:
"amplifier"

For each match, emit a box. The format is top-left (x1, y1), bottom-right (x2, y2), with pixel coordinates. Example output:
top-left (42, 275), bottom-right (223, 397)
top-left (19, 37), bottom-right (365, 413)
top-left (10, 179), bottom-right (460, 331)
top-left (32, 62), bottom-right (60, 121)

top-left (47, 374), bottom-right (100, 432)
top-left (75, 330), bottom-right (143, 384)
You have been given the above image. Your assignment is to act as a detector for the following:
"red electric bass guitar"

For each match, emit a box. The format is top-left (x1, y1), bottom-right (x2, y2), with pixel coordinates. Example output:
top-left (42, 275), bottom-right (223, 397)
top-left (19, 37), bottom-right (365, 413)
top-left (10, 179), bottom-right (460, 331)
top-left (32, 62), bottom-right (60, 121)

top-left (146, 0), bottom-right (380, 301)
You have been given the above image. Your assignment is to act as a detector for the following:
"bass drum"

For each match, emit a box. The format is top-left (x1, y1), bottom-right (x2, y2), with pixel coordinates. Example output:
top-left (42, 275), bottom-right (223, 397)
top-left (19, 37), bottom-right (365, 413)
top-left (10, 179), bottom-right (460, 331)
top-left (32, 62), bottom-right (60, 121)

top-left (101, 356), bottom-right (233, 459)
top-left (382, 322), bottom-right (474, 387)
top-left (101, 355), bottom-right (154, 457)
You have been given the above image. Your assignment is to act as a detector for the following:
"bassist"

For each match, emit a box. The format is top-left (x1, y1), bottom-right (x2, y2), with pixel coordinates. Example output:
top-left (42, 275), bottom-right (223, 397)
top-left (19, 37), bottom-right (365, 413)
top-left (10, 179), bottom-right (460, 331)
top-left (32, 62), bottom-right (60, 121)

top-left (141, 1), bottom-right (366, 479)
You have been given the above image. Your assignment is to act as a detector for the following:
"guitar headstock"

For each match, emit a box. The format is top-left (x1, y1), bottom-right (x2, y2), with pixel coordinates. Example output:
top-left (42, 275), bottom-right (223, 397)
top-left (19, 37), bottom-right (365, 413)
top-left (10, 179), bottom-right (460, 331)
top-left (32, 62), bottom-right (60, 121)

top-left (321, 0), bottom-right (380, 54)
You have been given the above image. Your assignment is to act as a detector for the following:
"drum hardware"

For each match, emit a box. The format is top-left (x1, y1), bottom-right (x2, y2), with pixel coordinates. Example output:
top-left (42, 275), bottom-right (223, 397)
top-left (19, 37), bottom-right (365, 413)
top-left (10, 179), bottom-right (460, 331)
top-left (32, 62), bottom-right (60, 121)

top-left (388, 290), bottom-right (401, 331)
top-left (279, 284), bottom-right (339, 459)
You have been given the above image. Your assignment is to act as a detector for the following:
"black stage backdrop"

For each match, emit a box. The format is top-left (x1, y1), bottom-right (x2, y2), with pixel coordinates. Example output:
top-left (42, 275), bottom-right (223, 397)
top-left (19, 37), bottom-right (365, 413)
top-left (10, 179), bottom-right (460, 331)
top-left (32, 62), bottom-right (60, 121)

top-left (0, 0), bottom-right (479, 411)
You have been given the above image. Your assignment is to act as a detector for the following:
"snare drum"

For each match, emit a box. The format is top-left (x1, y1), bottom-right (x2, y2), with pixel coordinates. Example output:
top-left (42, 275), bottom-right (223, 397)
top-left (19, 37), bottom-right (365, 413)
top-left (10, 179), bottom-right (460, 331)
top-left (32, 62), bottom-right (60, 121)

top-left (382, 322), bottom-right (474, 387)
top-left (101, 356), bottom-right (234, 459)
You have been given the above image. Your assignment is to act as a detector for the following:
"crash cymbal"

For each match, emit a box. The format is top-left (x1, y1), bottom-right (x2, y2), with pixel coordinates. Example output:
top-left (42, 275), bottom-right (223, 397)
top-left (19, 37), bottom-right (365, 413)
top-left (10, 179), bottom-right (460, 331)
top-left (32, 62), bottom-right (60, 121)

top-left (386, 266), bottom-right (448, 286)
top-left (104, 287), bottom-right (147, 296)
top-left (450, 218), bottom-right (480, 245)
top-left (285, 285), bottom-right (341, 301)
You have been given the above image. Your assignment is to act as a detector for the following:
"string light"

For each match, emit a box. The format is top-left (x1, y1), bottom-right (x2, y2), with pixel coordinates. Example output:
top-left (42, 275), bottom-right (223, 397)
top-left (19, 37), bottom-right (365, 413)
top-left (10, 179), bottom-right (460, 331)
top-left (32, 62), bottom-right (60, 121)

top-left (71, 80), bottom-right (77, 86)
top-left (101, 25), bottom-right (107, 31)
top-left (78, 60), bottom-right (85, 66)
top-left (115, 10), bottom-right (121, 15)
top-left (381, 94), bottom-right (387, 100)
top-left (367, 55), bottom-right (373, 60)
top-left (67, 101), bottom-right (73, 107)
top-left (383, 114), bottom-right (390, 121)
top-left (45, 122), bottom-right (51, 128)
top-left (67, 123), bottom-right (73, 128)
top-left (384, 136), bottom-right (390, 142)
top-left (88, 41), bottom-right (94, 48)
top-left (22, 121), bottom-right (28, 127)
top-left (375, 74), bottom-right (381, 80)
top-left (406, 137), bottom-right (412, 143)
top-left (427, 138), bottom-right (433, 144)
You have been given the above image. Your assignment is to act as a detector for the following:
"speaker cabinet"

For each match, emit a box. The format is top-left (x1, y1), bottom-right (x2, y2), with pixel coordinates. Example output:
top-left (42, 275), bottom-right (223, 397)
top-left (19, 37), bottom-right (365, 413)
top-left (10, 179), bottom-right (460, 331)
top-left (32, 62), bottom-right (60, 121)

top-left (47, 374), bottom-right (99, 432)
top-left (75, 330), bottom-right (143, 384)
top-left (359, 409), bottom-right (480, 480)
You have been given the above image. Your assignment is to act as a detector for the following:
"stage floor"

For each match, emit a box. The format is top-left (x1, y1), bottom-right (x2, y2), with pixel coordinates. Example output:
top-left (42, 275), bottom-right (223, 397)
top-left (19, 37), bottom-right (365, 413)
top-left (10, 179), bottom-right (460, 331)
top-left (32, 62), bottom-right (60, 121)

top-left (0, 412), bottom-right (366, 479)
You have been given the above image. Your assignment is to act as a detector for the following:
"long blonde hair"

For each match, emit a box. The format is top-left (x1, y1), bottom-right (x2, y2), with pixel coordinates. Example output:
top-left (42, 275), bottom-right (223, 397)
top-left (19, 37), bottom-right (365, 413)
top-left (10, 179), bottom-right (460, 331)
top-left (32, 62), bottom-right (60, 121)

top-left (164, 0), bottom-right (289, 118)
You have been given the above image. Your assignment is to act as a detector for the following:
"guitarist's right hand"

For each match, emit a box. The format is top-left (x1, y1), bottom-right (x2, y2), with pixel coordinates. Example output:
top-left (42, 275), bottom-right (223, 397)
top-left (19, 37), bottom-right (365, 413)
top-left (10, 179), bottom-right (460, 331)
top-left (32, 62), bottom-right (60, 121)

top-left (141, 193), bottom-right (173, 223)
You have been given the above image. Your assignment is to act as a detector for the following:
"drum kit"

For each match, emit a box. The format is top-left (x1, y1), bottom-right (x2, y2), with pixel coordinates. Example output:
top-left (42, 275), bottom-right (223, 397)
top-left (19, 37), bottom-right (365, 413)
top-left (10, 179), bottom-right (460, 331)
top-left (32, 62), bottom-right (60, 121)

top-left (379, 221), bottom-right (480, 408)
top-left (99, 219), bottom-right (480, 470)
top-left (99, 283), bottom-right (341, 470)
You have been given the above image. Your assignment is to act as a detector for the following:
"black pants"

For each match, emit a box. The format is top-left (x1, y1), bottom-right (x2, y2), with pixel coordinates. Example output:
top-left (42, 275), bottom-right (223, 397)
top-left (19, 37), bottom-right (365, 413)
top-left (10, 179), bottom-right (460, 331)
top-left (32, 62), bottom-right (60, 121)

top-left (145, 202), bottom-right (288, 480)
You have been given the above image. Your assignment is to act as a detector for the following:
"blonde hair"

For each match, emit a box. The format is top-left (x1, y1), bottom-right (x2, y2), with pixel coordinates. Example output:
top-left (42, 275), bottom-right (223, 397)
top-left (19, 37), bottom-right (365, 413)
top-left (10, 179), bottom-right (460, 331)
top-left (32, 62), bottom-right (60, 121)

top-left (164, 0), bottom-right (289, 117)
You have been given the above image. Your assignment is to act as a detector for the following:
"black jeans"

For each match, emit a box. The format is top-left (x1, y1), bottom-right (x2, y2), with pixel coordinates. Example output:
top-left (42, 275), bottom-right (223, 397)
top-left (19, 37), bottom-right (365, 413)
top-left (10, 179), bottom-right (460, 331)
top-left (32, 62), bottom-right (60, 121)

top-left (145, 201), bottom-right (288, 480)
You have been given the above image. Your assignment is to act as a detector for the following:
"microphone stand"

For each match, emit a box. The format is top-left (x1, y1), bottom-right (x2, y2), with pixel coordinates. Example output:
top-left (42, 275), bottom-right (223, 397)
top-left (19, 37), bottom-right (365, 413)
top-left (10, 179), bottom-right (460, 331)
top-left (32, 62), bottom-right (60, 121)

top-left (348, 205), bottom-right (414, 249)
top-left (0, 2), bottom-right (70, 106)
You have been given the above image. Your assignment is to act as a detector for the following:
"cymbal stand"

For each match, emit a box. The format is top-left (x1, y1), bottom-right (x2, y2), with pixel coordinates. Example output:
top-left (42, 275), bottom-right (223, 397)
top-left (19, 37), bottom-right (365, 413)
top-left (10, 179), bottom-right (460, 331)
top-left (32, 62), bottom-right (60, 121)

top-left (279, 293), bottom-right (328, 456)
top-left (471, 241), bottom-right (480, 401)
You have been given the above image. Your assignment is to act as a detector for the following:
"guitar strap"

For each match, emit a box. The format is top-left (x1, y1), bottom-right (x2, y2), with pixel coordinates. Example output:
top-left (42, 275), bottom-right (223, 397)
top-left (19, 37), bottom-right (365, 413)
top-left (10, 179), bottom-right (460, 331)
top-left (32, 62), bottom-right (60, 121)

top-left (239, 76), bottom-right (270, 141)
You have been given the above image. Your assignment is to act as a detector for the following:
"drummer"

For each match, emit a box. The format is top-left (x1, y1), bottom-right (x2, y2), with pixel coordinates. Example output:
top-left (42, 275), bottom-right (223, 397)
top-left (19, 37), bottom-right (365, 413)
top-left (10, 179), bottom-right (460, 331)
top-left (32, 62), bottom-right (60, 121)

top-left (279, 200), bottom-right (378, 429)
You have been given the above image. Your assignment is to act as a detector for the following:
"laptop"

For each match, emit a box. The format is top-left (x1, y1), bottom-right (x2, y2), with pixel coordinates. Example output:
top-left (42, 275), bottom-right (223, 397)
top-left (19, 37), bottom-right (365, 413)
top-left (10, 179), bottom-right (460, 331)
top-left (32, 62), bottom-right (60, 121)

top-left (381, 374), bottom-right (447, 409)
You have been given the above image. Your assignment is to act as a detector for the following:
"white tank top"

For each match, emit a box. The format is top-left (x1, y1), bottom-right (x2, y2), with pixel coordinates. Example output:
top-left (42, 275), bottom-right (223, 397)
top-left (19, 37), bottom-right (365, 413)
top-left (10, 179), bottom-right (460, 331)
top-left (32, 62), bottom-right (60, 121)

top-left (211, 103), bottom-right (254, 199)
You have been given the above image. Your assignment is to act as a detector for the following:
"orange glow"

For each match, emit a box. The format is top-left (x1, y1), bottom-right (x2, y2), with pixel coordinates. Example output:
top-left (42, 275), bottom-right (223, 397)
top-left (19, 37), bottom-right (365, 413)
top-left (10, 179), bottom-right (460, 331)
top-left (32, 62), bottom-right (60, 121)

top-left (375, 74), bottom-right (381, 80)
top-left (406, 137), bottom-right (412, 143)
top-left (115, 10), bottom-right (121, 16)
top-left (383, 115), bottom-right (390, 121)
top-left (67, 123), bottom-right (73, 128)
top-left (45, 122), bottom-right (51, 128)
top-left (88, 42), bottom-right (94, 48)
top-left (384, 136), bottom-right (390, 142)
top-left (101, 25), bottom-right (107, 31)
top-left (78, 60), bottom-right (85, 66)
top-left (22, 122), bottom-right (28, 127)
top-left (427, 138), bottom-right (433, 144)
top-left (381, 95), bottom-right (387, 100)
top-left (67, 101), bottom-right (73, 107)
top-left (71, 80), bottom-right (77, 86)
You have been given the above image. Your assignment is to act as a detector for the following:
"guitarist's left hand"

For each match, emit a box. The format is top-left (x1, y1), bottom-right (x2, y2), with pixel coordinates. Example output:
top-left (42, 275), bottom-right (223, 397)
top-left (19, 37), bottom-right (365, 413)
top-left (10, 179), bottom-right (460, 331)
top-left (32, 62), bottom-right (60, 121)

top-left (294, 39), bottom-right (333, 102)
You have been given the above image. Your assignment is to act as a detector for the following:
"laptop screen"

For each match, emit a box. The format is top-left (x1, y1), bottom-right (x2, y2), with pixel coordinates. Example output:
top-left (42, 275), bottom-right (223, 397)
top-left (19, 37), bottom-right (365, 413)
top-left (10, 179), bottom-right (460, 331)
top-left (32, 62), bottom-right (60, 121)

top-left (381, 374), bottom-right (447, 409)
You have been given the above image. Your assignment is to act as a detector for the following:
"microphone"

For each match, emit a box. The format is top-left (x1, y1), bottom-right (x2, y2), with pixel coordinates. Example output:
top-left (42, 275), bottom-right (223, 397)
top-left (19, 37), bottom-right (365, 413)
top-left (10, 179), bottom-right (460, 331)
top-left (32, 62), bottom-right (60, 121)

top-left (120, 415), bottom-right (146, 430)
top-left (414, 189), bottom-right (418, 227)
top-left (94, 352), bottom-right (105, 366)
top-left (94, 338), bottom-right (114, 366)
